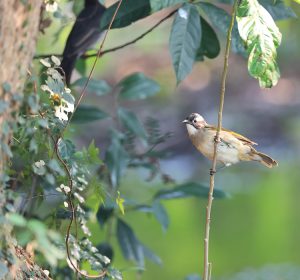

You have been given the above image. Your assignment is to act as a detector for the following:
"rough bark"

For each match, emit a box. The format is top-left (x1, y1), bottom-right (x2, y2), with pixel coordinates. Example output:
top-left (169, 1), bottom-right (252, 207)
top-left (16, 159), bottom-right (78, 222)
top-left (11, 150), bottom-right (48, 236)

top-left (0, 0), bottom-right (42, 172)
top-left (0, 1), bottom-right (52, 279)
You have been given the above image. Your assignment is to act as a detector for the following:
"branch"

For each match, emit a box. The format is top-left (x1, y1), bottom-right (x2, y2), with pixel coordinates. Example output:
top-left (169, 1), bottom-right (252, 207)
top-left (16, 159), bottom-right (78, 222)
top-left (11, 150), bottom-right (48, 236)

top-left (202, 1), bottom-right (239, 280)
top-left (34, 9), bottom-right (177, 60)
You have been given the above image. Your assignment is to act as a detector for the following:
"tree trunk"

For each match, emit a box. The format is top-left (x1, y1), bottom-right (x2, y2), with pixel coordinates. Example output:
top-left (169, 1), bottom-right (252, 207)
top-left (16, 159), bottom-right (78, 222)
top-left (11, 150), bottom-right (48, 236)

top-left (0, 1), bottom-right (52, 279)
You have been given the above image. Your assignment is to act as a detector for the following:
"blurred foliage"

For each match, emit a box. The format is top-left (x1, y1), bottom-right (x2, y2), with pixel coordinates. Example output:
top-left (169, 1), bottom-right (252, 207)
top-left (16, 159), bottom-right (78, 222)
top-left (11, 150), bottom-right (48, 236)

top-left (2, 0), bottom-right (300, 279)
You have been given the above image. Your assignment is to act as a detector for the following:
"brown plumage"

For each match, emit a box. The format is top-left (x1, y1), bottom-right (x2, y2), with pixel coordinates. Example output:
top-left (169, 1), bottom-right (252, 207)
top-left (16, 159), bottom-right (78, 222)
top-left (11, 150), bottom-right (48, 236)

top-left (183, 113), bottom-right (278, 168)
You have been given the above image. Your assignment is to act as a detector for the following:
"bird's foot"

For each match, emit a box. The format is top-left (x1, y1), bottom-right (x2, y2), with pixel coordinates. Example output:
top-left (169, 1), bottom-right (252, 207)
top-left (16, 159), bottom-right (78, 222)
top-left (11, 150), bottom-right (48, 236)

top-left (214, 135), bottom-right (221, 143)
top-left (210, 168), bottom-right (216, 176)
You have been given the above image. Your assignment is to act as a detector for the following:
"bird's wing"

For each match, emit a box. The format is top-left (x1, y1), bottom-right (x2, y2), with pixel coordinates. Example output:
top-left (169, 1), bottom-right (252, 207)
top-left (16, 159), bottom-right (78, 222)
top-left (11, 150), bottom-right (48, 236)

top-left (62, 5), bottom-right (105, 58)
top-left (205, 125), bottom-right (257, 146)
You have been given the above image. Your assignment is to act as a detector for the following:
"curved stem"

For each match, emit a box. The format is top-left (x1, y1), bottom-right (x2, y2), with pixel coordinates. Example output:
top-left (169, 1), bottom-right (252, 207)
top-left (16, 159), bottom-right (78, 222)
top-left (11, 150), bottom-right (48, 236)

top-left (202, 1), bottom-right (239, 280)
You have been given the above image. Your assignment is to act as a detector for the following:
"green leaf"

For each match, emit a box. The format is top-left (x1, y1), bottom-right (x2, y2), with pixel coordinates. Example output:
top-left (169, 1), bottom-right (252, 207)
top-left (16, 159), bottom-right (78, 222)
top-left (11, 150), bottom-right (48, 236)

top-left (236, 0), bottom-right (282, 88)
top-left (154, 182), bottom-right (227, 200)
top-left (118, 73), bottom-right (160, 100)
top-left (169, 3), bottom-right (201, 83)
top-left (152, 201), bottom-right (169, 232)
top-left (150, 0), bottom-right (185, 12)
top-left (72, 78), bottom-right (112, 96)
top-left (87, 140), bottom-right (102, 164)
top-left (118, 108), bottom-right (147, 139)
top-left (116, 191), bottom-right (125, 215)
top-left (100, 0), bottom-right (151, 31)
top-left (218, 0), bottom-right (297, 20)
top-left (58, 139), bottom-right (75, 161)
top-left (105, 130), bottom-right (129, 188)
top-left (96, 205), bottom-right (114, 227)
top-left (116, 219), bottom-right (144, 268)
top-left (259, 0), bottom-right (297, 21)
top-left (7, 213), bottom-right (27, 227)
top-left (141, 244), bottom-right (162, 265)
top-left (196, 16), bottom-right (220, 61)
top-left (197, 2), bottom-right (246, 56)
top-left (72, 105), bottom-right (109, 123)
top-left (48, 159), bottom-right (64, 175)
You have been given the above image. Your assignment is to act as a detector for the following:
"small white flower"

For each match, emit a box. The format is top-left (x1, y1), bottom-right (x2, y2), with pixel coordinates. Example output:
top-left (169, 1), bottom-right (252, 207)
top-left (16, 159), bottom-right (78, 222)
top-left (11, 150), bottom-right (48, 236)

top-left (51, 55), bottom-right (61, 66)
top-left (103, 256), bottom-right (110, 265)
top-left (74, 192), bottom-right (85, 204)
top-left (55, 187), bottom-right (62, 192)
top-left (60, 184), bottom-right (71, 193)
top-left (43, 270), bottom-right (50, 276)
top-left (34, 160), bottom-right (45, 168)
top-left (54, 99), bottom-right (74, 121)
top-left (40, 58), bottom-right (51, 68)
top-left (91, 246), bottom-right (97, 253)
top-left (64, 201), bottom-right (69, 208)
top-left (46, 2), bottom-right (58, 13)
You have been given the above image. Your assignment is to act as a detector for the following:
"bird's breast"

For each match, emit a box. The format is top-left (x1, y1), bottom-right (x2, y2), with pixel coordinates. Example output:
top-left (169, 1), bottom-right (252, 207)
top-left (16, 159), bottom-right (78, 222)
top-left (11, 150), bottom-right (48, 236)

top-left (190, 129), bottom-right (240, 164)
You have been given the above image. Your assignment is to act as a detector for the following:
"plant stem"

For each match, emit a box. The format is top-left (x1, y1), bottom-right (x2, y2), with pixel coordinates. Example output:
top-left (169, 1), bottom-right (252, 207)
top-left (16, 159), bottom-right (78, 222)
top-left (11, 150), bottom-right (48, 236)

top-left (202, 1), bottom-right (239, 280)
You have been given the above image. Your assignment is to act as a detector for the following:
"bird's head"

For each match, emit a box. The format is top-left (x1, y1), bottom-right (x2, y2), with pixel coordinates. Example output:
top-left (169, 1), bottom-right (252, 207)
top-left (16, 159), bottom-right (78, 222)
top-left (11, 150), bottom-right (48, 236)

top-left (182, 113), bottom-right (207, 133)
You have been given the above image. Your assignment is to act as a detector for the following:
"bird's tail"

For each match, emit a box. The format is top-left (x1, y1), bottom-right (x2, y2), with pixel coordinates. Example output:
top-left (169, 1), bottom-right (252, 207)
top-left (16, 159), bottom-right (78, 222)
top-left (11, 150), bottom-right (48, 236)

top-left (60, 56), bottom-right (77, 86)
top-left (256, 152), bottom-right (278, 168)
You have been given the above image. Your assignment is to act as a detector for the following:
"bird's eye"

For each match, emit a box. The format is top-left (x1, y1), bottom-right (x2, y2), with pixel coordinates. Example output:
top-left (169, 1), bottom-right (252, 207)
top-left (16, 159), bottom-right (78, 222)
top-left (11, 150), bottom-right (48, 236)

top-left (193, 119), bottom-right (197, 123)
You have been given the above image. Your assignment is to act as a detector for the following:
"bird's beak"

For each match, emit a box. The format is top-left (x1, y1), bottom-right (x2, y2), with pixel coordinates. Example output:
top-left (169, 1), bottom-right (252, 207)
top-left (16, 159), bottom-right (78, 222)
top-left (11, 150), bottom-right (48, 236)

top-left (182, 119), bottom-right (189, 124)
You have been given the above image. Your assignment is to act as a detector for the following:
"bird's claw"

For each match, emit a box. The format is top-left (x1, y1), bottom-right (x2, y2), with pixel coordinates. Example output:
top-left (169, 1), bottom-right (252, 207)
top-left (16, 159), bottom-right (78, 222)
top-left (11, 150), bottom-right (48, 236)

top-left (214, 135), bottom-right (221, 143)
top-left (210, 168), bottom-right (216, 176)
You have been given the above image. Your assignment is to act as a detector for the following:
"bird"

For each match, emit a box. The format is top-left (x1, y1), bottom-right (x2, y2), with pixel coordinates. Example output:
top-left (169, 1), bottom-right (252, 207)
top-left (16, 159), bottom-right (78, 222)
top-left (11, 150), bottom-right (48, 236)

top-left (60, 0), bottom-right (106, 85)
top-left (183, 113), bottom-right (278, 168)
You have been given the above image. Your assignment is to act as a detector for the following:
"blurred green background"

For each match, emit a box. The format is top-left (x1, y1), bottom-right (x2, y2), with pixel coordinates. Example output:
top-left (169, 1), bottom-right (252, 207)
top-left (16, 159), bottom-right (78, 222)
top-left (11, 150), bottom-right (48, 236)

top-left (37, 1), bottom-right (300, 279)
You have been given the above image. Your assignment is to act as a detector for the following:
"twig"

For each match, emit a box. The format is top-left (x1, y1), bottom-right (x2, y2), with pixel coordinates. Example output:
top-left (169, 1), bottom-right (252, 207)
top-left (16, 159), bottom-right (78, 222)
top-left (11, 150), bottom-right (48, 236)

top-left (202, 1), bottom-right (239, 280)
top-left (33, 9), bottom-right (177, 60)
top-left (83, 9), bottom-right (177, 59)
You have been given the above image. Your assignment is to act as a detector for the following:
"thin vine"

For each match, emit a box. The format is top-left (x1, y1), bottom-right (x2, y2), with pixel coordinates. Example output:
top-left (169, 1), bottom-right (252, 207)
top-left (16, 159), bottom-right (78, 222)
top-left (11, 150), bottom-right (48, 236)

top-left (53, 0), bottom-right (124, 278)
top-left (203, 0), bottom-right (239, 280)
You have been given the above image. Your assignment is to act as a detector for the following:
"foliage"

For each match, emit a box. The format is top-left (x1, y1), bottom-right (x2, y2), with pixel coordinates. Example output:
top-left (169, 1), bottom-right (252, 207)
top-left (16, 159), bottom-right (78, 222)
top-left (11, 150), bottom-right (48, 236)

top-left (236, 0), bottom-right (282, 88)
top-left (2, 0), bottom-right (298, 279)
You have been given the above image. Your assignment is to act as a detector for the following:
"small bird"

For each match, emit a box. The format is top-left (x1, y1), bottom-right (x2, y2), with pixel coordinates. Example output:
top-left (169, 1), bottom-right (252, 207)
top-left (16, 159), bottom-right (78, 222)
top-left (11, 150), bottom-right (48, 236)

top-left (183, 113), bottom-right (278, 168)
top-left (60, 0), bottom-right (106, 85)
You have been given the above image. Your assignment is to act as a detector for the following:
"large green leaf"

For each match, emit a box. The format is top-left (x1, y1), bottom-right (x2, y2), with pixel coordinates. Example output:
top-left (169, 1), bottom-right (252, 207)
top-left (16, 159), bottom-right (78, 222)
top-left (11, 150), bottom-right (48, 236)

top-left (72, 105), bottom-right (109, 123)
top-left (196, 16), bottom-right (220, 61)
top-left (152, 201), bottom-right (169, 232)
top-left (72, 78), bottom-right (112, 96)
top-left (197, 2), bottom-right (246, 56)
top-left (154, 182), bottom-right (227, 200)
top-left (100, 0), bottom-right (151, 30)
top-left (118, 108), bottom-right (147, 139)
top-left (118, 73), bottom-right (160, 100)
top-left (96, 205), bottom-right (114, 227)
top-left (116, 219), bottom-right (161, 267)
top-left (105, 130), bottom-right (129, 188)
top-left (236, 0), bottom-right (282, 88)
top-left (169, 3), bottom-right (201, 83)
top-left (150, 0), bottom-right (185, 12)
top-left (116, 219), bottom-right (144, 267)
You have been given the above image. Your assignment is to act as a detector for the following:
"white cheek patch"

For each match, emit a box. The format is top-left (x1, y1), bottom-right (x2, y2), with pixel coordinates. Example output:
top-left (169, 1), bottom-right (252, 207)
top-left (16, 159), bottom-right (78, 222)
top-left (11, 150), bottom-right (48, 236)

top-left (186, 124), bottom-right (198, 136)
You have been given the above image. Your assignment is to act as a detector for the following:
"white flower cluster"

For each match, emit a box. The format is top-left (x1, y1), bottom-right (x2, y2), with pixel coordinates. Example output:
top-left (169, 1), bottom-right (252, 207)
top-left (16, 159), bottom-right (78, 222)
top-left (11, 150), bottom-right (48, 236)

top-left (56, 183), bottom-right (71, 194)
top-left (45, 0), bottom-right (59, 13)
top-left (40, 56), bottom-right (75, 122)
